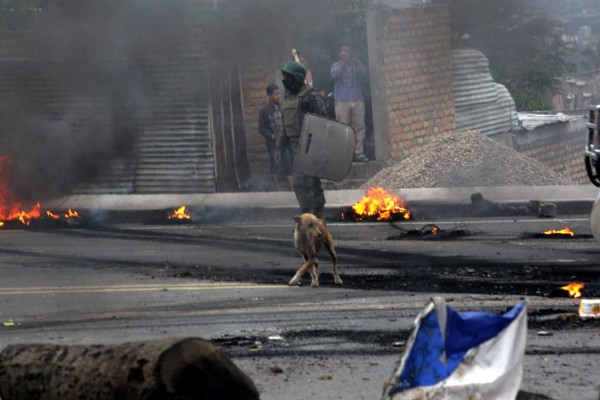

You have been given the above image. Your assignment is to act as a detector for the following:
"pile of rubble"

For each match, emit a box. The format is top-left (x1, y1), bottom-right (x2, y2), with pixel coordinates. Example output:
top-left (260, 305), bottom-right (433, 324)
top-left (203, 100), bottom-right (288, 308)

top-left (363, 130), bottom-right (575, 188)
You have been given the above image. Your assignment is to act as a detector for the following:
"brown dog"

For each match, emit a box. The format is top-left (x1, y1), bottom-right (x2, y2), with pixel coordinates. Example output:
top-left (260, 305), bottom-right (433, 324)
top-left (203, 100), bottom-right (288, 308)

top-left (289, 213), bottom-right (342, 287)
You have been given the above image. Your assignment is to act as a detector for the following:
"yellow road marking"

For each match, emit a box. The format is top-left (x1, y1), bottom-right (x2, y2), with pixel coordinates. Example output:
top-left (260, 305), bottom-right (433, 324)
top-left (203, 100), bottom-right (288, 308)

top-left (0, 282), bottom-right (287, 296)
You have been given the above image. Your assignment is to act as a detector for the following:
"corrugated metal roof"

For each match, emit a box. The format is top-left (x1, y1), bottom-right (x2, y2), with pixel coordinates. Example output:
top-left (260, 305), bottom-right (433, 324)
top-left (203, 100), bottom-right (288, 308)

top-left (517, 112), bottom-right (583, 130)
top-left (451, 49), bottom-right (518, 136)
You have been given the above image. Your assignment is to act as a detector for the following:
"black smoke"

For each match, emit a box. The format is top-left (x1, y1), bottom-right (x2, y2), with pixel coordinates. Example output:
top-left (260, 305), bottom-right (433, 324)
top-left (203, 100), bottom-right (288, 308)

top-left (0, 1), bottom-right (197, 201)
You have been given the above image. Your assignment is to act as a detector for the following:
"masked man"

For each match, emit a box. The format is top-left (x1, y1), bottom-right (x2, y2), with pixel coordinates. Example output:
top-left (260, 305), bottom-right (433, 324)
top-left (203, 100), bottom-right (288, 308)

top-left (276, 61), bottom-right (327, 219)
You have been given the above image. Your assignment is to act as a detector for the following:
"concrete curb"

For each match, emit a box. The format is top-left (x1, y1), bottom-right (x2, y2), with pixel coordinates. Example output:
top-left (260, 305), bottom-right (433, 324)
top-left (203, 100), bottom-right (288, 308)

top-left (44, 185), bottom-right (597, 221)
top-left (46, 185), bottom-right (598, 209)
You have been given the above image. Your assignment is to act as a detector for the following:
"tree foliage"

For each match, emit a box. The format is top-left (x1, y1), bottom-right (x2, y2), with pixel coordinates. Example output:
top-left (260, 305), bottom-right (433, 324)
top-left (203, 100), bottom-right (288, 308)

top-left (581, 40), bottom-right (600, 72)
top-left (449, 0), bottom-right (567, 111)
top-left (238, 0), bottom-right (372, 12)
top-left (0, 0), bottom-right (43, 29)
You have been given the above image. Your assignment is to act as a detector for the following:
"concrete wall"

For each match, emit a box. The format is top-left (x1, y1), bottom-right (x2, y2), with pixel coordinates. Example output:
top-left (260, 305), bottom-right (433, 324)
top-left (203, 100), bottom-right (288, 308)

top-left (367, 4), bottom-right (455, 161)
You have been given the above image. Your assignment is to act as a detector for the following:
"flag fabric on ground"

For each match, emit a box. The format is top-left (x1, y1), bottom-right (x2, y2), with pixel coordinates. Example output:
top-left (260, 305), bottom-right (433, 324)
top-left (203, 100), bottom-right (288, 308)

top-left (383, 297), bottom-right (527, 400)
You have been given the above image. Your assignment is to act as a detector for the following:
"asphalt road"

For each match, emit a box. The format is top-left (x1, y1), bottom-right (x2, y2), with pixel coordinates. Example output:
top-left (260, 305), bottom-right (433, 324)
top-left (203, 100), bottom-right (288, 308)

top-left (0, 214), bottom-right (599, 399)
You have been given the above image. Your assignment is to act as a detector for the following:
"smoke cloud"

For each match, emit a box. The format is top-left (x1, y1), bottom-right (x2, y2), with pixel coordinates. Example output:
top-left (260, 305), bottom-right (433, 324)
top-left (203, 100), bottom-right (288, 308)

top-left (0, 0), bottom-right (368, 202)
top-left (0, 1), bottom-right (197, 202)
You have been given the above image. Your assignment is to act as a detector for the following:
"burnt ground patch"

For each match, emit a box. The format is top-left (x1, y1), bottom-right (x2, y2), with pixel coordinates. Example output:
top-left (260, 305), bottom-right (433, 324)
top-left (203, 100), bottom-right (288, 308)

top-left (211, 319), bottom-right (600, 359)
top-left (211, 329), bottom-right (412, 358)
top-left (167, 261), bottom-right (600, 299)
top-left (520, 232), bottom-right (594, 240)
top-left (528, 309), bottom-right (600, 331)
top-left (169, 251), bottom-right (600, 298)
top-left (44, 224), bottom-right (600, 299)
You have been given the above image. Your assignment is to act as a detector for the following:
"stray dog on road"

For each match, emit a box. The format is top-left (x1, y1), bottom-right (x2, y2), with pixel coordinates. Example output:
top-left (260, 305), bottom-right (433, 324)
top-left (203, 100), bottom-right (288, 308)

top-left (289, 213), bottom-right (342, 287)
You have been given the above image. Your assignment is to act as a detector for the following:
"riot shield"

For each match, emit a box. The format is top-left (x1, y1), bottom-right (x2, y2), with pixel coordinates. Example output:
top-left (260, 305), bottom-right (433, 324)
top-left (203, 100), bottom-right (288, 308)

top-left (293, 113), bottom-right (355, 182)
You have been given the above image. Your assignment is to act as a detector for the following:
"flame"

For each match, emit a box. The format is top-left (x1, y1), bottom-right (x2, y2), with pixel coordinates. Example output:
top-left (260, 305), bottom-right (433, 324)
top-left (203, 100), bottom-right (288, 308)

top-left (5, 202), bottom-right (41, 225)
top-left (46, 211), bottom-right (60, 219)
top-left (0, 156), bottom-right (80, 227)
top-left (0, 157), bottom-right (40, 226)
top-left (544, 227), bottom-right (574, 236)
top-left (431, 227), bottom-right (438, 235)
top-left (168, 206), bottom-right (191, 220)
top-left (1, 203), bottom-right (79, 227)
top-left (347, 187), bottom-right (410, 221)
top-left (64, 209), bottom-right (79, 219)
top-left (561, 282), bottom-right (584, 298)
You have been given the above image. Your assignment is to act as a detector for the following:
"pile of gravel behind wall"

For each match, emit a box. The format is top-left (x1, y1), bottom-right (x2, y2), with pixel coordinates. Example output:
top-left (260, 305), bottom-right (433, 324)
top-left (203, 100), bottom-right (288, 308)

top-left (363, 130), bottom-right (575, 188)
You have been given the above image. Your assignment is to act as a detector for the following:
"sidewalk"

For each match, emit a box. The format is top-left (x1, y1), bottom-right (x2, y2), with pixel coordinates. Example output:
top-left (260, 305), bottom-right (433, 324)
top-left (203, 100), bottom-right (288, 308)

top-left (45, 185), bottom-right (599, 217)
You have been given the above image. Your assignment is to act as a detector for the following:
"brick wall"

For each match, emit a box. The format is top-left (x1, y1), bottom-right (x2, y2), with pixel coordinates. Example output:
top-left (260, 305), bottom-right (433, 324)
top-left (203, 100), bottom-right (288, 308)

top-left (370, 5), bottom-right (455, 160)
top-left (242, 5), bottom-right (457, 187)
top-left (511, 118), bottom-right (588, 184)
top-left (238, 6), bottom-right (591, 190)
top-left (240, 55), bottom-right (283, 189)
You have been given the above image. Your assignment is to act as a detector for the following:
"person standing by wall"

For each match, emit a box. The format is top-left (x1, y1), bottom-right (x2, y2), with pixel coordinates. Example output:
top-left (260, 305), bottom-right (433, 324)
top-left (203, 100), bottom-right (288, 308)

top-left (331, 43), bottom-right (369, 162)
top-left (258, 83), bottom-right (292, 190)
top-left (276, 61), bottom-right (328, 218)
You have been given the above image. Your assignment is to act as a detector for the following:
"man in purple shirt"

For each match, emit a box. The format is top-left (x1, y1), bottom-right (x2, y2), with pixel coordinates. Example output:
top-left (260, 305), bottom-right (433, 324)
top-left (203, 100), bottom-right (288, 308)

top-left (331, 44), bottom-right (368, 162)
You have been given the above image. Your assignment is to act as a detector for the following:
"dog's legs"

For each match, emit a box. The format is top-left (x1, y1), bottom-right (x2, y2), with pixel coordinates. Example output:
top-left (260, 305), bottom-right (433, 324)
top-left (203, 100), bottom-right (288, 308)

top-left (309, 262), bottom-right (319, 287)
top-left (324, 241), bottom-right (342, 285)
top-left (289, 256), bottom-right (315, 286)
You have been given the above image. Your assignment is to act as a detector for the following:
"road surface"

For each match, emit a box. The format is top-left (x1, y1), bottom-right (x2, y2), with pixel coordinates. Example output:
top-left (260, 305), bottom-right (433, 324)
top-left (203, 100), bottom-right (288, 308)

top-left (0, 214), bottom-right (599, 399)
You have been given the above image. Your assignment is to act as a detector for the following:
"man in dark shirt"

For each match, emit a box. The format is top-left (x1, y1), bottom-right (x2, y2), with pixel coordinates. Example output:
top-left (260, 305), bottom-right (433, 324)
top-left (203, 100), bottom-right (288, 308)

top-left (258, 83), bottom-right (292, 190)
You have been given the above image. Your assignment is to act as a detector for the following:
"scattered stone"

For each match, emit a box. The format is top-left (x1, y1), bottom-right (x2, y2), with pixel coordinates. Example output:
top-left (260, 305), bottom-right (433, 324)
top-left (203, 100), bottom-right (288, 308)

top-left (469, 192), bottom-right (533, 216)
top-left (249, 341), bottom-right (262, 351)
top-left (270, 365), bottom-right (284, 374)
top-left (516, 390), bottom-right (555, 400)
top-left (538, 203), bottom-right (557, 218)
top-left (363, 131), bottom-right (575, 188)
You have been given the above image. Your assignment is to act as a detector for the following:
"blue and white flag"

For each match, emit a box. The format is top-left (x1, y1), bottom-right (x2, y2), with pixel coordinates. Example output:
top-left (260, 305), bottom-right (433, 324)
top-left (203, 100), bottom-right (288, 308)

top-left (383, 297), bottom-right (527, 400)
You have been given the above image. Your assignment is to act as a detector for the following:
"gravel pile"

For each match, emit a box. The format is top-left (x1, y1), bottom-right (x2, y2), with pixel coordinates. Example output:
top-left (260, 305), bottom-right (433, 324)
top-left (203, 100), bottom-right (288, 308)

top-left (363, 130), bottom-right (575, 188)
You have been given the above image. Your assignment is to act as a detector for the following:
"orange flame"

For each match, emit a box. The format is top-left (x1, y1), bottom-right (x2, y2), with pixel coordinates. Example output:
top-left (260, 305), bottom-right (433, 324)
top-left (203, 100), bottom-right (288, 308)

top-left (544, 227), bottom-right (574, 236)
top-left (6, 202), bottom-right (41, 225)
top-left (168, 206), bottom-right (191, 220)
top-left (561, 282), bottom-right (584, 298)
top-left (64, 209), bottom-right (79, 219)
top-left (347, 187), bottom-right (410, 221)
top-left (46, 211), bottom-right (60, 219)
top-left (1, 204), bottom-right (79, 227)
top-left (431, 227), bottom-right (438, 235)
top-left (0, 156), bottom-right (81, 227)
top-left (0, 157), bottom-right (40, 226)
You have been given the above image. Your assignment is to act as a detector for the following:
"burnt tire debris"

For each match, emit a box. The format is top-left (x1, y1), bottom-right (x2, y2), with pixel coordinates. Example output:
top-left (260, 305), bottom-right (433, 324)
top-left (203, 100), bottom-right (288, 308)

top-left (386, 223), bottom-right (473, 240)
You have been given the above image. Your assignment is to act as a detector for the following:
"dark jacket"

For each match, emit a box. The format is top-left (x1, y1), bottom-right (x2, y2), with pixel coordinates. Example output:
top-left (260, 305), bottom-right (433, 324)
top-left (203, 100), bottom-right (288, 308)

top-left (258, 101), bottom-right (282, 143)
